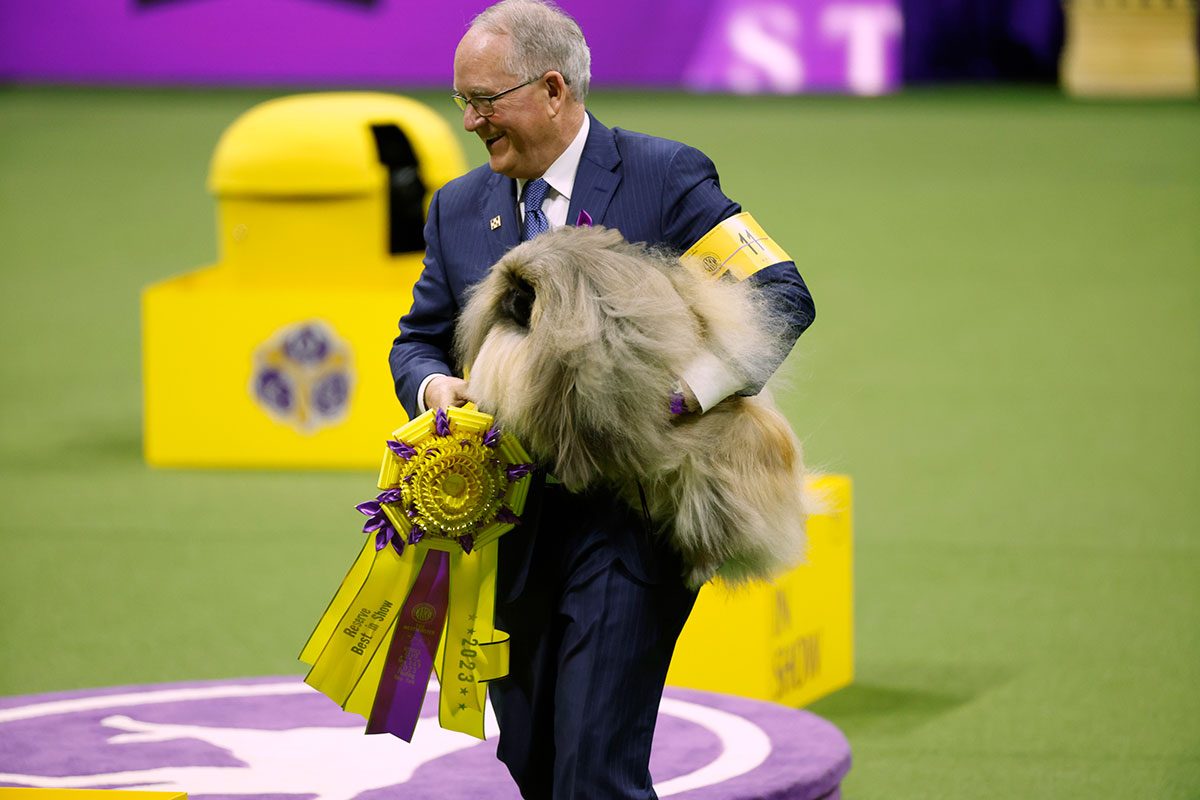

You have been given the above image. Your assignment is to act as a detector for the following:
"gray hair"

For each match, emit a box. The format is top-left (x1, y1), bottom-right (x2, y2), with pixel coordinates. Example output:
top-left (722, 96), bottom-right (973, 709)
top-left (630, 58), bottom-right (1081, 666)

top-left (471, 0), bottom-right (591, 102)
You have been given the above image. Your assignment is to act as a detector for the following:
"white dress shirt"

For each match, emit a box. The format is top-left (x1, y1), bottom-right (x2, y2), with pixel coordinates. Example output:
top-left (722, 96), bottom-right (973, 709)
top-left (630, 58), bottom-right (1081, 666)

top-left (516, 113), bottom-right (591, 228)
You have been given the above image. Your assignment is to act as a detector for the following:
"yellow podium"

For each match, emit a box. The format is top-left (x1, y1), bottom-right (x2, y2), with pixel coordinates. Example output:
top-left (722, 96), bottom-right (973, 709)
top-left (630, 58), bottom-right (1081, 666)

top-left (1062, 0), bottom-right (1199, 98)
top-left (668, 474), bottom-right (853, 707)
top-left (142, 93), bottom-right (467, 468)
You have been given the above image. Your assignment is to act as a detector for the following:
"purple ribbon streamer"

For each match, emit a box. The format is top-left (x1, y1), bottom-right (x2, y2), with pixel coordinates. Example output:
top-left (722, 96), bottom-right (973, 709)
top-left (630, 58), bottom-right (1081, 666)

top-left (366, 549), bottom-right (450, 741)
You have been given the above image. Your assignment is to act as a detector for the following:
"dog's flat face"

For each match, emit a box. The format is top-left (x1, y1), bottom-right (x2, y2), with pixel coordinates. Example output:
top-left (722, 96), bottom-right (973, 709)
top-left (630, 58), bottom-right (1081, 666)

top-left (498, 273), bottom-right (536, 331)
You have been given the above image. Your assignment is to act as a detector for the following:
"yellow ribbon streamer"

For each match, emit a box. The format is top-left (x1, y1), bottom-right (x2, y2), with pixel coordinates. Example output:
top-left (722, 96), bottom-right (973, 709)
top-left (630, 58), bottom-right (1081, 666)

top-left (301, 542), bottom-right (423, 709)
top-left (434, 543), bottom-right (509, 737)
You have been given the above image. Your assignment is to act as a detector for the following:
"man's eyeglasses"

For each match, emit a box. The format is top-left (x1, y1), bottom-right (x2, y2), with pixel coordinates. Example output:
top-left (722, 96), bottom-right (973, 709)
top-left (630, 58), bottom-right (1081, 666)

top-left (451, 76), bottom-right (541, 117)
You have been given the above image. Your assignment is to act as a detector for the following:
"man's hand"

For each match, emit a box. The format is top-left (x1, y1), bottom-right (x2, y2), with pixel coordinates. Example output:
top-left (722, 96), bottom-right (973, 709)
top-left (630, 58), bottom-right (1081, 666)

top-left (425, 375), bottom-right (471, 411)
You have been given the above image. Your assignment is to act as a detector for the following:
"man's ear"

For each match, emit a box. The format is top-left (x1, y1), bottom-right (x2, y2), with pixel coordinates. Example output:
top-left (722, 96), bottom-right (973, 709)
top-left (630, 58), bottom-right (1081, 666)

top-left (544, 71), bottom-right (568, 113)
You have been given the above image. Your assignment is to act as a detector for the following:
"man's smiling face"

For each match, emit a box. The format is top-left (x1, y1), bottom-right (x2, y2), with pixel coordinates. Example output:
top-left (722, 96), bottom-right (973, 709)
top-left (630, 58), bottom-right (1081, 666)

top-left (453, 28), bottom-right (560, 180)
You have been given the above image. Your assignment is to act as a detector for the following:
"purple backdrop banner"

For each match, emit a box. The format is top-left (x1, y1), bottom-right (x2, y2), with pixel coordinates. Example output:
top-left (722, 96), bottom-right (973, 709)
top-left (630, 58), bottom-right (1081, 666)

top-left (0, 0), bottom-right (902, 95)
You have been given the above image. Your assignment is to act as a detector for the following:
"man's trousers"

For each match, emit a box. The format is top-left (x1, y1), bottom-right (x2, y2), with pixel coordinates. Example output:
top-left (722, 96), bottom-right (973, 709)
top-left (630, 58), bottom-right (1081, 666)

top-left (490, 485), bottom-right (698, 799)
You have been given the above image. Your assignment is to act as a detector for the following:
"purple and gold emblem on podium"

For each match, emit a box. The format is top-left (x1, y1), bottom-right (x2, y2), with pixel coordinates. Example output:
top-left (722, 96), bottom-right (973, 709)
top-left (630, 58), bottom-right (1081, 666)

top-left (251, 320), bottom-right (353, 434)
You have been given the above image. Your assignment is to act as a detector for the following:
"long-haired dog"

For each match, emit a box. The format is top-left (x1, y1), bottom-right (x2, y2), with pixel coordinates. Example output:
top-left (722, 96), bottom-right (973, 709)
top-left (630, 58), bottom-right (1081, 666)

top-left (455, 225), bottom-right (807, 588)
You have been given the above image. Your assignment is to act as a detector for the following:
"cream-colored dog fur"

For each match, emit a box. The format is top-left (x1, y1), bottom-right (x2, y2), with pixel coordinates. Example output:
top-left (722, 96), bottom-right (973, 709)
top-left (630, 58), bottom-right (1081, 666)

top-left (455, 225), bottom-right (806, 588)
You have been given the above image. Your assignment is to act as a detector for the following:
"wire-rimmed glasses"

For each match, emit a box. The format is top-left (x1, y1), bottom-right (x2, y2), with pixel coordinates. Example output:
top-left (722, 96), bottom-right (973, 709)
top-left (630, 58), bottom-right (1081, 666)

top-left (451, 76), bottom-right (542, 117)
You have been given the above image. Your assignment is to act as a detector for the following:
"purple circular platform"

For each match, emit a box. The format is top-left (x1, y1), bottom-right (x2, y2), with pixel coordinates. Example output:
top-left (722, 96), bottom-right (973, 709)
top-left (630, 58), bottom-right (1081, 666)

top-left (0, 677), bottom-right (850, 800)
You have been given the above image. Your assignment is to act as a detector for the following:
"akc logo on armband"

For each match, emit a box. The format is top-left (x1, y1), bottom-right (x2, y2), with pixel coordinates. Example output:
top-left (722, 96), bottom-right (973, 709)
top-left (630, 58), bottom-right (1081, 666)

top-left (250, 320), bottom-right (354, 434)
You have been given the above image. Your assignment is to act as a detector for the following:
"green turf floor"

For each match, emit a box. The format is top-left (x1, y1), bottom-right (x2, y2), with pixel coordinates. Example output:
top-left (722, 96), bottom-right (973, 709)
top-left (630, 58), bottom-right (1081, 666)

top-left (1, 85), bottom-right (1198, 798)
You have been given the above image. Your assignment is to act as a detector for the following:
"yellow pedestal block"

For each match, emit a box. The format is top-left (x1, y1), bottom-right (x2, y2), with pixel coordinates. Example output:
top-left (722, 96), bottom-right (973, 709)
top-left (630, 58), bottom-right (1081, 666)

top-left (0, 792), bottom-right (185, 800)
top-left (141, 92), bottom-right (468, 468)
top-left (142, 265), bottom-right (420, 468)
top-left (667, 474), bottom-right (853, 707)
top-left (1062, 0), bottom-right (1200, 98)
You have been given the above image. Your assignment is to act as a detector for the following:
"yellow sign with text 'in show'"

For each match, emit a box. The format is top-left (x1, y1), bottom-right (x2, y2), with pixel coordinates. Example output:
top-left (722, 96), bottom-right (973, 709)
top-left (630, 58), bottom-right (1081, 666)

top-left (667, 474), bottom-right (853, 708)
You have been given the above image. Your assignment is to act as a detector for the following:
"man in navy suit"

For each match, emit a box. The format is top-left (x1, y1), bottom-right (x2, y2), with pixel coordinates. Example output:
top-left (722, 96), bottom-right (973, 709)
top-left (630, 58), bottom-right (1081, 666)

top-left (389, 1), bottom-right (815, 796)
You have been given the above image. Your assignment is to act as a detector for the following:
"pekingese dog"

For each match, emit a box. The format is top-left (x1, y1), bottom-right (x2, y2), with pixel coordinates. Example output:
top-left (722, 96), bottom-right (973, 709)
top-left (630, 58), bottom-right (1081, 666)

top-left (455, 225), bottom-right (807, 588)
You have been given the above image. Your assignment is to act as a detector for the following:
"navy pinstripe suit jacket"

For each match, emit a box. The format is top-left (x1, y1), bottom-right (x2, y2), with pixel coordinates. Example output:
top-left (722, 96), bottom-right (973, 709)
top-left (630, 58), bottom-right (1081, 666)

top-left (389, 113), bottom-right (814, 595)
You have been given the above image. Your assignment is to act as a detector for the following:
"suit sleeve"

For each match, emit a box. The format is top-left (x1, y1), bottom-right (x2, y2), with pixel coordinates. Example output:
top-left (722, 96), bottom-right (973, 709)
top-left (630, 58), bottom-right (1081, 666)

top-left (389, 189), bottom-right (458, 419)
top-left (661, 144), bottom-right (816, 398)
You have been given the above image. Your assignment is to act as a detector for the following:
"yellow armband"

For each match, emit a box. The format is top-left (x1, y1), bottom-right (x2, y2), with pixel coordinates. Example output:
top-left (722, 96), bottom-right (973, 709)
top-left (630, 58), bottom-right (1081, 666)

top-left (679, 212), bottom-right (792, 281)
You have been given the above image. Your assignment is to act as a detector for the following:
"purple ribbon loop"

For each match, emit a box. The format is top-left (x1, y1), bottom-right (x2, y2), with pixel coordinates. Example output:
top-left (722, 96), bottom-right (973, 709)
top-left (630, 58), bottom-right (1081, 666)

top-left (483, 427), bottom-right (500, 448)
top-left (387, 439), bottom-right (417, 460)
top-left (375, 527), bottom-right (404, 555)
top-left (357, 490), bottom-right (410, 553)
top-left (367, 550), bottom-right (450, 741)
top-left (435, 408), bottom-right (451, 437)
top-left (576, 209), bottom-right (593, 227)
top-left (669, 391), bottom-right (688, 416)
top-left (358, 497), bottom-right (403, 554)
top-left (505, 463), bottom-right (534, 481)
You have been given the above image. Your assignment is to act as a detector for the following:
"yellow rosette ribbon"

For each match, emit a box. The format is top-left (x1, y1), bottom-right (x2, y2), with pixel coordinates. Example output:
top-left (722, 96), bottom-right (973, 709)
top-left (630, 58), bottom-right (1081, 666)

top-left (299, 405), bottom-right (532, 741)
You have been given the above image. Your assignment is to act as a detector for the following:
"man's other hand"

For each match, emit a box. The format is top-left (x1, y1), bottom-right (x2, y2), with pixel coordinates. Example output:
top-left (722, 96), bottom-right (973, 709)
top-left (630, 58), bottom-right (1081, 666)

top-left (425, 375), bottom-right (471, 411)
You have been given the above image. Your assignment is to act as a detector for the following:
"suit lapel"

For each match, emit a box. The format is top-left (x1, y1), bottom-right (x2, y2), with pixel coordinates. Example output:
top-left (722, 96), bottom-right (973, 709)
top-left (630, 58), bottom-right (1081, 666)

top-left (568, 114), bottom-right (621, 228)
top-left (481, 172), bottom-right (520, 268)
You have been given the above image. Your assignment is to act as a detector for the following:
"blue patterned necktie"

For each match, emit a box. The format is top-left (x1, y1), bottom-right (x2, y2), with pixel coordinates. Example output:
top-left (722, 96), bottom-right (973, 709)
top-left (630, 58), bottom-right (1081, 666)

top-left (522, 178), bottom-right (550, 241)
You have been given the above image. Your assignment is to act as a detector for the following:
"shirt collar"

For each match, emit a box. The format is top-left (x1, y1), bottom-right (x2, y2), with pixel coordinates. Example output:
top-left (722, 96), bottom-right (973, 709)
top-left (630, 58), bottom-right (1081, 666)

top-left (518, 113), bottom-right (590, 203)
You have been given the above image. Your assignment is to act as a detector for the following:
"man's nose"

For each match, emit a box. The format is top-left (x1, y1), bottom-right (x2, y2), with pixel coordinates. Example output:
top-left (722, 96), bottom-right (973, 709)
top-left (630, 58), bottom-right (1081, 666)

top-left (463, 105), bottom-right (486, 131)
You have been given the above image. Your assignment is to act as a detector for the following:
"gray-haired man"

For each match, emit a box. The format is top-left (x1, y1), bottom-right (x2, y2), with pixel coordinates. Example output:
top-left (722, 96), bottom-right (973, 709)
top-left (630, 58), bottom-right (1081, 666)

top-left (390, 2), bottom-right (815, 796)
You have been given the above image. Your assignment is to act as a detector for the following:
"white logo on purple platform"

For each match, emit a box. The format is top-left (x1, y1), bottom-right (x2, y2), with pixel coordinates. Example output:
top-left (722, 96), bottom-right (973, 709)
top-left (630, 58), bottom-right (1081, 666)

top-left (250, 320), bottom-right (354, 434)
top-left (0, 678), bottom-right (850, 799)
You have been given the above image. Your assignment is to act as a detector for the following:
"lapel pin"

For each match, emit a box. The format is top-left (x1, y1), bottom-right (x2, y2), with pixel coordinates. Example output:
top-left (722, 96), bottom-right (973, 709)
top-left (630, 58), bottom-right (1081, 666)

top-left (489, 215), bottom-right (502, 231)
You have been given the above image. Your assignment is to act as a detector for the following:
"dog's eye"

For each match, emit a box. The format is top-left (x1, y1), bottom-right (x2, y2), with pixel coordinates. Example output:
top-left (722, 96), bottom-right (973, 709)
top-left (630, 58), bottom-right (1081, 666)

top-left (500, 277), bottom-right (536, 329)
